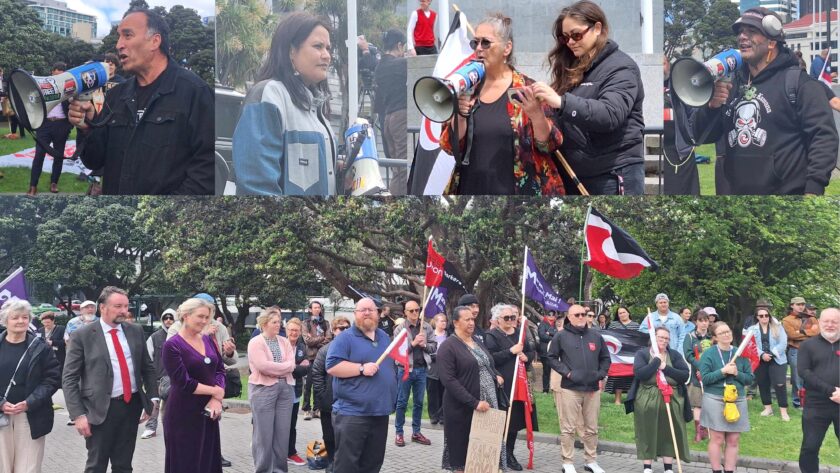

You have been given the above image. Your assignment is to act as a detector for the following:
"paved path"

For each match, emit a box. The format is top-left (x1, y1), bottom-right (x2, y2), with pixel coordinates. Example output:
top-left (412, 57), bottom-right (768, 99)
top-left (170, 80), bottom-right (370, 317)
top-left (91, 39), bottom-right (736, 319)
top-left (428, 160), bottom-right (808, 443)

top-left (43, 390), bottom-right (801, 473)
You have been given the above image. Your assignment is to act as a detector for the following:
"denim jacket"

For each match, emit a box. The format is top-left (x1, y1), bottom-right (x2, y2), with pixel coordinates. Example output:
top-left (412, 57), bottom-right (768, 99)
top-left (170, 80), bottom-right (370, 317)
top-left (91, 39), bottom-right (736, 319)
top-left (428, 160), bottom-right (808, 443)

top-left (639, 310), bottom-right (686, 352)
top-left (746, 322), bottom-right (788, 365)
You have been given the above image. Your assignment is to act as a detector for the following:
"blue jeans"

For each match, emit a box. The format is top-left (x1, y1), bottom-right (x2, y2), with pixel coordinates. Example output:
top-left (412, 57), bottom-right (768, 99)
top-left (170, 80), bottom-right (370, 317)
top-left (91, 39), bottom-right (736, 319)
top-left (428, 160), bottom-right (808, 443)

top-left (788, 347), bottom-right (800, 406)
top-left (395, 367), bottom-right (427, 435)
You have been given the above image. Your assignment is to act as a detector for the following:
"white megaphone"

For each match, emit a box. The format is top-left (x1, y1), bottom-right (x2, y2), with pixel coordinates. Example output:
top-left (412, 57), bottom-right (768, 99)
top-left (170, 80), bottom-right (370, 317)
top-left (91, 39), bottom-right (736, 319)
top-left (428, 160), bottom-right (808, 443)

top-left (413, 60), bottom-right (485, 123)
top-left (7, 62), bottom-right (110, 130)
top-left (671, 49), bottom-right (742, 107)
top-left (343, 118), bottom-right (390, 196)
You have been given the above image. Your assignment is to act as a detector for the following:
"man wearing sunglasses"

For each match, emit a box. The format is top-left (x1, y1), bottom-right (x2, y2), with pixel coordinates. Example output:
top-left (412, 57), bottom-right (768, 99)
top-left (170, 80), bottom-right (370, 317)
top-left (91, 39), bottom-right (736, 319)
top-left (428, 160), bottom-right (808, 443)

top-left (393, 300), bottom-right (436, 447)
top-left (547, 304), bottom-right (611, 473)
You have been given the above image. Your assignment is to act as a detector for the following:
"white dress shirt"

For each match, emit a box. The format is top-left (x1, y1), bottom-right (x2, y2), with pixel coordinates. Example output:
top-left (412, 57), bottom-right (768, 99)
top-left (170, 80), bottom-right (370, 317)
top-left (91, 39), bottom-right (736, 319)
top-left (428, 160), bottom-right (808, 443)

top-left (99, 318), bottom-right (138, 398)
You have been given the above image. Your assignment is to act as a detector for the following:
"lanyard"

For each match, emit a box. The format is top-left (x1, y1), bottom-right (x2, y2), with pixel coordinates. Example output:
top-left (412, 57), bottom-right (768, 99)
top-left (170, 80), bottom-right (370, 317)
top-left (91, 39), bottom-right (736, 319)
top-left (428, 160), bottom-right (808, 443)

top-left (717, 346), bottom-right (733, 367)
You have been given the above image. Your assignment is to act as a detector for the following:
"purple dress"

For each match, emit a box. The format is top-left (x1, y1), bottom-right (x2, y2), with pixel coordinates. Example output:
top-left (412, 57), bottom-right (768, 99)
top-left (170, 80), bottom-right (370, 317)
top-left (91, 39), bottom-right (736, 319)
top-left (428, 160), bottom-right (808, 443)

top-left (162, 334), bottom-right (226, 473)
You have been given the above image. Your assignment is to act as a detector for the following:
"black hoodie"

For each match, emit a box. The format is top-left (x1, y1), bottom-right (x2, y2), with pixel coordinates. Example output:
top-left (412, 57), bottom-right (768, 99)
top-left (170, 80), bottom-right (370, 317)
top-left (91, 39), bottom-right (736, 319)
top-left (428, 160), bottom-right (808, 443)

top-left (555, 40), bottom-right (646, 178)
top-left (546, 323), bottom-right (611, 392)
top-left (690, 47), bottom-right (838, 194)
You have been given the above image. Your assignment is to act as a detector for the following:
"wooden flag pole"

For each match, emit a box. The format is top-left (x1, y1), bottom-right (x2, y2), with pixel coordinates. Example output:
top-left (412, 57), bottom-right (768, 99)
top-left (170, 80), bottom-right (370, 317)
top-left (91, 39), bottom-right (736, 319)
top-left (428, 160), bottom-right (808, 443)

top-left (501, 247), bottom-right (530, 461)
top-left (555, 150), bottom-right (589, 195)
top-left (452, 4), bottom-right (476, 36)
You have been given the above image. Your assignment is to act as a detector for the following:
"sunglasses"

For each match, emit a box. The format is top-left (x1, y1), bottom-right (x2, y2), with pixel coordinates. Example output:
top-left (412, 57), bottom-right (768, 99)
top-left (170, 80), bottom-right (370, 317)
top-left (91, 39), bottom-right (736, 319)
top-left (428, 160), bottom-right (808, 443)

top-left (756, 313), bottom-right (770, 318)
top-left (501, 315), bottom-right (516, 322)
top-left (469, 38), bottom-right (494, 50)
top-left (560, 25), bottom-right (592, 44)
top-left (405, 308), bottom-right (420, 313)
top-left (569, 312), bottom-right (586, 318)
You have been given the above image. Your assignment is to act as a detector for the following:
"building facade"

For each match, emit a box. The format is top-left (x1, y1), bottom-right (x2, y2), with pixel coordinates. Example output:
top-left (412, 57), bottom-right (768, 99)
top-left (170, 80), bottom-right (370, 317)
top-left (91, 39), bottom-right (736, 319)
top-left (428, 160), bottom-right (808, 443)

top-left (26, 0), bottom-right (97, 42)
top-left (783, 10), bottom-right (838, 71)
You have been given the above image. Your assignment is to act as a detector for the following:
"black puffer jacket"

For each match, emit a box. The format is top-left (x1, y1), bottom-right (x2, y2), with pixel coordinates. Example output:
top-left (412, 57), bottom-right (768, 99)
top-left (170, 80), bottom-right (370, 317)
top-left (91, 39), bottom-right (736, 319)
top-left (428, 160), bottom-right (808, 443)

top-left (0, 332), bottom-right (61, 439)
top-left (311, 342), bottom-right (333, 413)
top-left (690, 47), bottom-right (837, 195)
top-left (291, 338), bottom-right (307, 398)
top-left (546, 323), bottom-right (611, 392)
top-left (555, 40), bottom-right (645, 178)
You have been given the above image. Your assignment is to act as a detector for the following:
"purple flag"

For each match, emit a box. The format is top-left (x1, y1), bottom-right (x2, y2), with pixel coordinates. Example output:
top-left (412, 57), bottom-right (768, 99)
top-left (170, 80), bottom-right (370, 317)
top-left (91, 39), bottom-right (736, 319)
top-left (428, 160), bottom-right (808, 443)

top-left (523, 249), bottom-right (570, 312)
top-left (0, 267), bottom-right (28, 307)
top-left (423, 286), bottom-right (448, 319)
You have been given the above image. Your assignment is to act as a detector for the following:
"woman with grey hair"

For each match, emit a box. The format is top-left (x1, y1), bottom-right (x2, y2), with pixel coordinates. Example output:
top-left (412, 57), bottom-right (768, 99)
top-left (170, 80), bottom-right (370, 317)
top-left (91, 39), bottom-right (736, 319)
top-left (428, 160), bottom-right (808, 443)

top-left (439, 13), bottom-right (566, 195)
top-left (162, 298), bottom-right (226, 473)
top-left (0, 300), bottom-right (61, 473)
top-left (247, 308), bottom-right (296, 472)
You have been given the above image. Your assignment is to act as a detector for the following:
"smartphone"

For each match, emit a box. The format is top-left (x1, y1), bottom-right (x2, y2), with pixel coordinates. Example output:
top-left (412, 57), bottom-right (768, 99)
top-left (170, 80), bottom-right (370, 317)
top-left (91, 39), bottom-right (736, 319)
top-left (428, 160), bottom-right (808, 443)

top-left (203, 407), bottom-right (213, 417)
top-left (507, 88), bottom-right (523, 103)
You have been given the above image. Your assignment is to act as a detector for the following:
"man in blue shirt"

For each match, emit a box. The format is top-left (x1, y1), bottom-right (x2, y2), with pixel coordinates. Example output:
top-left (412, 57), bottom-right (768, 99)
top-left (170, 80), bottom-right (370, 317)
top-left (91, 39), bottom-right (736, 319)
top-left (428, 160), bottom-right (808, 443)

top-left (326, 297), bottom-right (398, 472)
top-left (639, 293), bottom-right (686, 352)
top-left (810, 48), bottom-right (830, 80)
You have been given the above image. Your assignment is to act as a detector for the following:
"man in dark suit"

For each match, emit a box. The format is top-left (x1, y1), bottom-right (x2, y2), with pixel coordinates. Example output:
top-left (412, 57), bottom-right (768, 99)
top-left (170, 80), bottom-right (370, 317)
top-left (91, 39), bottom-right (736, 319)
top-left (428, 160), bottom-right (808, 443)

top-left (62, 286), bottom-right (158, 473)
top-left (36, 311), bottom-right (66, 375)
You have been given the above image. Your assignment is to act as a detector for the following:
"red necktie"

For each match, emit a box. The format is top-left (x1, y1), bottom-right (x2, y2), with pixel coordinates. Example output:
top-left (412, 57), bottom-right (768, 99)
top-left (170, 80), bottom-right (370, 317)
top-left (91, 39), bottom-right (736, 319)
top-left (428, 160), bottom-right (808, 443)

top-left (109, 328), bottom-right (132, 403)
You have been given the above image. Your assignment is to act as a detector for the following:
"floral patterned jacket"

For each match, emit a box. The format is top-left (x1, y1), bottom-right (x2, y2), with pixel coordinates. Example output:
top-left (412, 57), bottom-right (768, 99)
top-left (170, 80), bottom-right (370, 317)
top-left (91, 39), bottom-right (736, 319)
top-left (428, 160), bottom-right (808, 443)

top-left (440, 69), bottom-right (565, 195)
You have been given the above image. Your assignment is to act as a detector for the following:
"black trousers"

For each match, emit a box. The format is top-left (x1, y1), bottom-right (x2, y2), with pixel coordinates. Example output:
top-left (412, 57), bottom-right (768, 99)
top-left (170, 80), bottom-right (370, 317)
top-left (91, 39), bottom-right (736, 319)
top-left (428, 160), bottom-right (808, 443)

top-left (426, 377), bottom-right (444, 422)
top-left (415, 45), bottom-right (438, 55)
top-left (333, 414), bottom-right (388, 473)
top-left (540, 356), bottom-right (551, 391)
top-left (320, 410), bottom-right (335, 464)
top-left (84, 396), bottom-right (143, 473)
top-left (302, 365), bottom-right (319, 412)
top-left (799, 402), bottom-right (840, 473)
top-left (289, 401), bottom-right (299, 456)
top-left (30, 119), bottom-right (72, 186)
top-left (755, 360), bottom-right (788, 407)
top-left (10, 114), bottom-right (25, 137)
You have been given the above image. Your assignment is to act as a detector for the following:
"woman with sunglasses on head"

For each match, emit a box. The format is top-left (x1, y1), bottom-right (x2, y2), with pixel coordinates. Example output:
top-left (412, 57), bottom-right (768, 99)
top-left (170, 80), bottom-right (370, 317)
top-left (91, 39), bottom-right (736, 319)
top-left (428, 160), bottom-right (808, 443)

top-left (311, 315), bottom-right (352, 472)
top-left (699, 322), bottom-right (755, 473)
top-left (484, 304), bottom-right (539, 470)
top-left (744, 308), bottom-right (789, 421)
top-left (606, 307), bottom-right (639, 405)
top-left (439, 13), bottom-right (565, 196)
top-left (531, 0), bottom-right (645, 195)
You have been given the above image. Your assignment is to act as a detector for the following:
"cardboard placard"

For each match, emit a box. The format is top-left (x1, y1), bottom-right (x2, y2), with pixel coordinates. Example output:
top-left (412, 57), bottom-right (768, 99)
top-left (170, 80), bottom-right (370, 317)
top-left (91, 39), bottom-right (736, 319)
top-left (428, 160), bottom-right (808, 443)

top-left (464, 408), bottom-right (506, 473)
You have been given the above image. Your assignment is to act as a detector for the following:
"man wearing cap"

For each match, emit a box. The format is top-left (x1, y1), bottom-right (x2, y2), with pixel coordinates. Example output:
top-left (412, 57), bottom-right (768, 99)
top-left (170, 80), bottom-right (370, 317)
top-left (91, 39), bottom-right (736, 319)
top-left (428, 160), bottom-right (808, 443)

top-left (65, 300), bottom-right (99, 346)
top-left (457, 294), bottom-right (486, 343)
top-left (783, 296), bottom-right (820, 408)
top-left (140, 308), bottom-right (175, 439)
top-left (639, 293), bottom-right (686, 352)
top-left (689, 7), bottom-right (838, 195)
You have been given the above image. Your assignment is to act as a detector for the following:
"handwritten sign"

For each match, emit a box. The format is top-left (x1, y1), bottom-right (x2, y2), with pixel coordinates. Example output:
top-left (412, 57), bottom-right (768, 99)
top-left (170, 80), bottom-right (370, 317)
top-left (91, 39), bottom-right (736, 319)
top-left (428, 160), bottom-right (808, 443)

top-left (465, 408), bottom-right (506, 473)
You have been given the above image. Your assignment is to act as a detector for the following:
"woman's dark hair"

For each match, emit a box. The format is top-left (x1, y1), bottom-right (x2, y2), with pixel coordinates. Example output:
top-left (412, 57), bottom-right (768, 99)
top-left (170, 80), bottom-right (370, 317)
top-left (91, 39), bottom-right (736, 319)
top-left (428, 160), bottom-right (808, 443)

top-left (451, 305), bottom-right (472, 322)
top-left (382, 29), bottom-right (406, 51)
top-left (614, 306), bottom-right (629, 319)
top-left (257, 11), bottom-right (332, 112)
top-left (548, 0), bottom-right (609, 94)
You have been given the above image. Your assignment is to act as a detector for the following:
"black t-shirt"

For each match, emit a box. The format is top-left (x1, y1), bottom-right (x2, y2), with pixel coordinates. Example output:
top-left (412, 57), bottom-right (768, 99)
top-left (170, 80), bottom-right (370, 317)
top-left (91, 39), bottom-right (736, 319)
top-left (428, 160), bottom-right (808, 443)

top-left (460, 91), bottom-right (515, 195)
top-left (135, 73), bottom-right (164, 122)
top-left (406, 322), bottom-right (426, 368)
top-left (0, 339), bottom-right (29, 403)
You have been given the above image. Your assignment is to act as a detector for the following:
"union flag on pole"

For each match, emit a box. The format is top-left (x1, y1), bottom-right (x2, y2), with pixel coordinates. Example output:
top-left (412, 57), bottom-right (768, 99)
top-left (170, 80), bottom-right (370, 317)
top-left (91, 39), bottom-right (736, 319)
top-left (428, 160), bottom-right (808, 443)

top-left (386, 329), bottom-right (410, 380)
top-left (425, 239), bottom-right (466, 291)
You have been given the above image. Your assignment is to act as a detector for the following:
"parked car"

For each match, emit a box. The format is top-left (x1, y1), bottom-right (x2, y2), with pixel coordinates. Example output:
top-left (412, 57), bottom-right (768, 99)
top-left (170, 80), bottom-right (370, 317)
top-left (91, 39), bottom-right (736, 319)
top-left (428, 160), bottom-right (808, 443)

top-left (31, 303), bottom-right (61, 316)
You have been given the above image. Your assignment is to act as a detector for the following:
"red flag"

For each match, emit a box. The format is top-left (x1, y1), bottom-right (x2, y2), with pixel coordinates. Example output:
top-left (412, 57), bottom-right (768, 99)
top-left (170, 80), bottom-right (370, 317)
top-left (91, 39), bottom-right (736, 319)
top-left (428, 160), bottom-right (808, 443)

top-left (386, 330), bottom-right (410, 380)
top-left (512, 357), bottom-right (535, 468)
top-left (584, 207), bottom-right (658, 279)
top-left (425, 239), bottom-right (445, 287)
top-left (646, 313), bottom-right (672, 403)
top-left (740, 334), bottom-right (761, 372)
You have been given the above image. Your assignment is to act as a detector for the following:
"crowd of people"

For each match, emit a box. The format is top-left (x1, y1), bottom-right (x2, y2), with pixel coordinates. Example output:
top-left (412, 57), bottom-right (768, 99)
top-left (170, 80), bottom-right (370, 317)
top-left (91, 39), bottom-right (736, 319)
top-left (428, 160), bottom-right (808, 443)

top-left (0, 288), bottom-right (837, 473)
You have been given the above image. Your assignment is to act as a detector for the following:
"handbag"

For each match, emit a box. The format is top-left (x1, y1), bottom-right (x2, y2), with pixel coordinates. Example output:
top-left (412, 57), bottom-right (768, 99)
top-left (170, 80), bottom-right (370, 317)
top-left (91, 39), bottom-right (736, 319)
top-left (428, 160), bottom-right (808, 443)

top-left (0, 338), bottom-right (38, 428)
top-left (223, 369), bottom-right (242, 399)
top-left (495, 383), bottom-right (509, 411)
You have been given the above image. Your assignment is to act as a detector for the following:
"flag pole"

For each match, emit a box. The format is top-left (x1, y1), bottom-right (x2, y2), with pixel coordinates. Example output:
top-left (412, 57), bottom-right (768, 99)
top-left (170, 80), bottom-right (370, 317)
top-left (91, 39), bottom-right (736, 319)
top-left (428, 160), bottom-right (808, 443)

top-left (502, 247), bottom-right (530, 459)
top-left (578, 205), bottom-right (592, 301)
top-left (375, 329), bottom-right (407, 365)
top-left (451, 4), bottom-right (475, 37)
top-left (647, 307), bottom-right (683, 473)
top-left (419, 235), bottom-right (433, 335)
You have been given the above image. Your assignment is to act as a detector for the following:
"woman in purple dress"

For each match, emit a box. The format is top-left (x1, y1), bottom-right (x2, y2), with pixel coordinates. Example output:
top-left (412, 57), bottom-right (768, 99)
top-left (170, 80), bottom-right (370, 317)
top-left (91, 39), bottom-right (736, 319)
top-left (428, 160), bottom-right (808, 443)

top-left (162, 298), bottom-right (227, 473)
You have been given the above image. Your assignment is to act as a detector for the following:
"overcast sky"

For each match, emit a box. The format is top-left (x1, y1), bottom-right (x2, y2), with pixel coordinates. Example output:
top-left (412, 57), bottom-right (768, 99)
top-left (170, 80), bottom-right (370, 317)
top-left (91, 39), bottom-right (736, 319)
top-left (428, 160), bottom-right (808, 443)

top-left (64, 0), bottom-right (213, 39)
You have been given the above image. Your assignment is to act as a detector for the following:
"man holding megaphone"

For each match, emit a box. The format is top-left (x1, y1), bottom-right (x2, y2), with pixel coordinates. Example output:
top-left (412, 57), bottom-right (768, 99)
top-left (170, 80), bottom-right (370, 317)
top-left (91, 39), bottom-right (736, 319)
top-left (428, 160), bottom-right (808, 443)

top-left (68, 8), bottom-right (214, 195)
top-left (686, 7), bottom-right (838, 195)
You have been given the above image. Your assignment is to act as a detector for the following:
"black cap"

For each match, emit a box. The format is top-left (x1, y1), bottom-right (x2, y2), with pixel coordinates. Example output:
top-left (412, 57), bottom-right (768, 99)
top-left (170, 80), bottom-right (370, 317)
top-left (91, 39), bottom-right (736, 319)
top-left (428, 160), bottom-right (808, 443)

top-left (457, 294), bottom-right (479, 306)
top-left (732, 7), bottom-right (784, 40)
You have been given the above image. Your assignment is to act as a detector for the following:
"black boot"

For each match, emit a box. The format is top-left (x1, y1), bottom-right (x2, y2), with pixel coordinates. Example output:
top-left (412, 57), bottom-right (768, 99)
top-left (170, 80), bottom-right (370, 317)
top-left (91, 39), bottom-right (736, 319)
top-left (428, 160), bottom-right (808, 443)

top-left (507, 452), bottom-right (523, 471)
top-left (221, 456), bottom-right (231, 467)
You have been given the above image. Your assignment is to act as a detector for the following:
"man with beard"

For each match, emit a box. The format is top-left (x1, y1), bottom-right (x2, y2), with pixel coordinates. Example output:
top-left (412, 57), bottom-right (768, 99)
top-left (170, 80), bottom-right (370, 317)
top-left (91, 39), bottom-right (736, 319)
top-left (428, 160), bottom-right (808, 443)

top-left (62, 286), bottom-right (158, 472)
top-left (68, 9), bottom-right (213, 195)
top-left (326, 298), bottom-right (398, 473)
top-left (689, 7), bottom-right (837, 195)
top-left (64, 300), bottom-right (99, 346)
top-left (797, 308), bottom-right (840, 473)
top-left (783, 296), bottom-right (820, 408)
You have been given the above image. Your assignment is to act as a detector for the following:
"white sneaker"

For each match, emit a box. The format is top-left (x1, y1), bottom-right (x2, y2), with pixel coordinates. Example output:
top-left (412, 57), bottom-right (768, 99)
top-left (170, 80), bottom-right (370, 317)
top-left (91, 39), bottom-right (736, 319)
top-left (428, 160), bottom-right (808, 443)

top-left (643, 468), bottom-right (653, 473)
top-left (760, 408), bottom-right (774, 417)
top-left (140, 429), bottom-right (156, 439)
top-left (585, 462), bottom-right (606, 473)
top-left (562, 464), bottom-right (578, 473)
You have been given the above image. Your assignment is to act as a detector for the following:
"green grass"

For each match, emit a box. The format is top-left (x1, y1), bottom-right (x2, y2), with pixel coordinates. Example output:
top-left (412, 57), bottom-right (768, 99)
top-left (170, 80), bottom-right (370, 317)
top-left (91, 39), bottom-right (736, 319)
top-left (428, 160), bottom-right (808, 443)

top-left (694, 143), bottom-right (840, 195)
top-left (396, 383), bottom-right (837, 465)
top-left (0, 128), bottom-right (87, 194)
